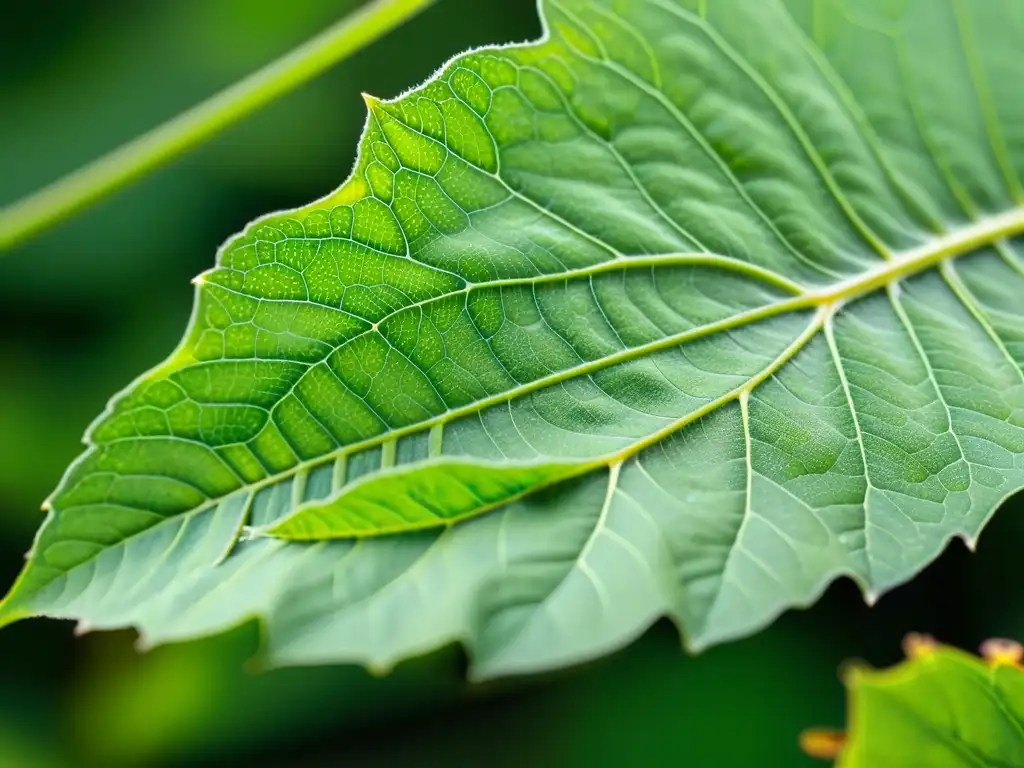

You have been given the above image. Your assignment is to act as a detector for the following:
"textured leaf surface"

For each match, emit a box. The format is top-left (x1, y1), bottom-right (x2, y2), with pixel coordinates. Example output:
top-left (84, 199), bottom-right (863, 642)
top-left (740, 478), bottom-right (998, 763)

top-left (3, 0), bottom-right (1024, 678)
top-left (809, 640), bottom-right (1024, 767)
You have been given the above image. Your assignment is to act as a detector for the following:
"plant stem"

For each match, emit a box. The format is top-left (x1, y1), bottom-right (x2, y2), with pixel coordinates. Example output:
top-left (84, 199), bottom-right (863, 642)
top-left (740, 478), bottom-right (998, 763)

top-left (0, 0), bottom-right (437, 252)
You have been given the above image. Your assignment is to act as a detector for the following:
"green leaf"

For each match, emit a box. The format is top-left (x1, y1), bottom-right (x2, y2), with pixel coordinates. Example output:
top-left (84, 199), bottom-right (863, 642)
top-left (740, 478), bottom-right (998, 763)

top-left (3, 0), bottom-right (1024, 679)
top-left (804, 638), bottom-right (1024, 767)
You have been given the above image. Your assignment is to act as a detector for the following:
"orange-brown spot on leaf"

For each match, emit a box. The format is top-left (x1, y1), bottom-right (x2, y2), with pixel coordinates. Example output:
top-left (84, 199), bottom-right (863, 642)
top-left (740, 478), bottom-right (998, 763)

top-left (902, 632), bottom-right (937, 660)
top-left (799, 728), bottom-right (846, 761)
top-left (980, 638), bottom-right (1023, 668)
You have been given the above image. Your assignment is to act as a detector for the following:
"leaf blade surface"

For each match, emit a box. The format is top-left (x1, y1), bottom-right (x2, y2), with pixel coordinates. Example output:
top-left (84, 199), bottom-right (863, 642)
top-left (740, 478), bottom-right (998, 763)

top-left (3, 0), bottom-right (1024, 678)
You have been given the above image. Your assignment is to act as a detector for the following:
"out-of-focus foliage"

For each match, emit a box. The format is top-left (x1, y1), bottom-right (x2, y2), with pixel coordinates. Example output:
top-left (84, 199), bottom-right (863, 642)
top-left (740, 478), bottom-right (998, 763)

top-left (1, 1), bottom-right (1023, 766)
top-left (804, 636), bottom-right (1024, 767)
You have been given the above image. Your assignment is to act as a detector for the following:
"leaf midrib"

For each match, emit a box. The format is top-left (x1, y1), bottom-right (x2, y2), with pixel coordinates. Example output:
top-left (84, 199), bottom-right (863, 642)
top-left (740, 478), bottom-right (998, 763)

top-left (221, 203), bottom-right (1024, 482)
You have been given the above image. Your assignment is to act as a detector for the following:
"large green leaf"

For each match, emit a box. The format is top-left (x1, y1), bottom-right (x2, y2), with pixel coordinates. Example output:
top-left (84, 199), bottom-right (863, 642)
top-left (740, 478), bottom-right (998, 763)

top-left (3, 0), bottom-right (1024, 679)
top-left (803, 637), bottom-right (1024, 767)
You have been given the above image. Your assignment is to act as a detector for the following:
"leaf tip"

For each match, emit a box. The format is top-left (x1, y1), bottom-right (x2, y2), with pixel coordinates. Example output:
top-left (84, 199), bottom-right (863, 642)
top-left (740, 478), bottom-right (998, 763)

top-left (238, 524), bottom-right (277, 544)
top-left (0, 601), bottom-right (26, 630)
top-left (366, 660), bottom-right (393, 678)
top-left (361, 92), bottom-right (382, 111)
top-left (134, 628), bottom-right (161, 654)
top-left (799, 728), bottom-right (846, 761)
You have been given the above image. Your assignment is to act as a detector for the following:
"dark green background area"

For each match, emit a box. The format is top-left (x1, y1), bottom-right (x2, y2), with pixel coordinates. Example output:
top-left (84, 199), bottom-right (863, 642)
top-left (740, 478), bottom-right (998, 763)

top-left (0, 1), bottom-right (1020, 765)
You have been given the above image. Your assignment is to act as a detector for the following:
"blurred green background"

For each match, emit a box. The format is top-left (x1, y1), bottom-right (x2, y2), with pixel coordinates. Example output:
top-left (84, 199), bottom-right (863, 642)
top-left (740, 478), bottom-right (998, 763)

top-left (1, 1), bottom-right (1021, 765)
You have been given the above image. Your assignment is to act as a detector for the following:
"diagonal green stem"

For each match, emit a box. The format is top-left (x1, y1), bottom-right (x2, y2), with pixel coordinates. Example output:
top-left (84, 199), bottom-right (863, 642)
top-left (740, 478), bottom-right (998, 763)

top-left (0, 0), bottom-right (437, 252)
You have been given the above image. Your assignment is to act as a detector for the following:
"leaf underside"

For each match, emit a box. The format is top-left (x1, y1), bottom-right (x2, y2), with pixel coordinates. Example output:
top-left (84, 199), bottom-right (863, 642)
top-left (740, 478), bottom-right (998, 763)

top-left (2, 0), bottom-right (1024, 680)
top-left (834, 644), bottom-right (1024, 767)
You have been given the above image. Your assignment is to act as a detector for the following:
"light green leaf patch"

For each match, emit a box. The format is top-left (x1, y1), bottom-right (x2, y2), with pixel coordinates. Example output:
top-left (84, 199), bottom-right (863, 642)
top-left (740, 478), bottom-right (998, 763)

top-left (3, 0), bottom-right (1024, 679)
top-left (264, 458), bottom-right (593, 539)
